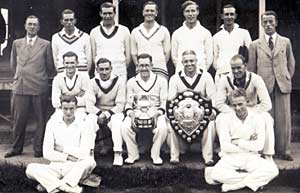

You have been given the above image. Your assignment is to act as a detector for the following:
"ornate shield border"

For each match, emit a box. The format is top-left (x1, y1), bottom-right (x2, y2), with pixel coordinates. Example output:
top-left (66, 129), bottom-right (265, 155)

top-left (166, 91), bottom-right (212, 143)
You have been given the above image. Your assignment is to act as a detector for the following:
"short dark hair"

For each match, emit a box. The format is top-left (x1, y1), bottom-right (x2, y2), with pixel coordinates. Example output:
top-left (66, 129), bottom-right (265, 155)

top-left (60, 94), bottom-right (78, 105)
top-left (230, 54), bottom-right (246, 65)
top-left (137, 53), bottom-right (153, 63)
top-left (222, 4), bottom-right (236, 14)
top-left (61, 9), bottom-right (75, 19)
top-left (261, 10), bottom-right (278, 20)
top-left (25, 15), bottom-right (40, 25)
top-left (96, 58), bottom-right (112, 68)
top-left (143, 1), bottom-right (158, 12)
top-left (228, 88), bottom-right (247, 102)
top-left (181, 1), bottom-right (199, 12)
top-left (100, 2), bottom-right (116, 13)
top-left (62, 51), bottom-right (78, 61)
top-left (182, 50), bottom-right (197, 57)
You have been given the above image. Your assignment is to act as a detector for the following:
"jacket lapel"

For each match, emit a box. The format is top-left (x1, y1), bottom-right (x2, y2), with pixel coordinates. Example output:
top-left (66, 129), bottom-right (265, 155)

top-left (258, 36), bottom-right (272, 58)
top-left (273, 35), bottom-right (283, 57)
top-left (18, 38), bottom-right (31, 64)
top-left (27, 37), bottom-right (43, 59)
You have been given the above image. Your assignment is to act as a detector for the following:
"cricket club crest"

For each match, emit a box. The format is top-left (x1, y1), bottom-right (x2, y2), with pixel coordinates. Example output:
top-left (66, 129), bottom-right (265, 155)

top-left (167, 91), bottom-right (212, 143)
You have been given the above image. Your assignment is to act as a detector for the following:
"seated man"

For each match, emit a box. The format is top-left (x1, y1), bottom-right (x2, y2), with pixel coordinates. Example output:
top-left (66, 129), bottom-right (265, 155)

top-left (216, 54), bottom-right (275, 160)
top-left (51, 51), bottom-right (90, 120)
top-left (122, 53), bottom-right (168, 165)
top-left (205, 89), bottom-right (278, 192)
top-left (167, 50), bottom-right (216, 165)
top-left (26, 95), bottom-right (96, 193)
top-left (85, 58), bottom-right (125, 166)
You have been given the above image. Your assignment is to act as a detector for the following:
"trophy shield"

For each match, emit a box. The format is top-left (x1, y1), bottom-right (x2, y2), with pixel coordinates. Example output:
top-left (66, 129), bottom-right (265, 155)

top-left (166, 91), bottom-right (212, 143)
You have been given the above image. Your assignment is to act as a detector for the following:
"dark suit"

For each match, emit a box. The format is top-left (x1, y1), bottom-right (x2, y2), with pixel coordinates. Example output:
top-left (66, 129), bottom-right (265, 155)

top-left (10, 37), bottom-right (53, 154)
top-left (248, 34), bottom-right (295, 155)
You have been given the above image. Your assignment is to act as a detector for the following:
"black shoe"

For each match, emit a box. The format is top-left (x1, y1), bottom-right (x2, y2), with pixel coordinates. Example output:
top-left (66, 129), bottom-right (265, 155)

top-left (34, 151), bottom-right (43, 158)
top-left (275, 154), bottom-right (294, 161)
top-left (4, 150), bottom-right (22, 158)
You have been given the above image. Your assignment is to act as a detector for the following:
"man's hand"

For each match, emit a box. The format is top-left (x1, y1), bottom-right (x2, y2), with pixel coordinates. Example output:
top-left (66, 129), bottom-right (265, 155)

top-left (152, 112), bottom-right (160, 129)
top-left (67, 154), bottom-right (78, 162)
top-left (54, 144), bottom-right (64, 153)
top-left (209, 109), bottom-right (217, 121)
top-left (231, 138), bottom-right (239, 146)
top-left (97, 113), bottom-right (107, 125)
top-left (250, 133), bottom-right (258, 141)
top-left (129, 112), bottom-right (137, 131)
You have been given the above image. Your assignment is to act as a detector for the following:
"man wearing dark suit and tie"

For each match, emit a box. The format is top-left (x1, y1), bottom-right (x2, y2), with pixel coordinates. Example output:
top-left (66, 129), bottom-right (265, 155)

top-left (248, 11), bottom-right (295, 161)
top-left (5, 15), bottom-right (54, 158)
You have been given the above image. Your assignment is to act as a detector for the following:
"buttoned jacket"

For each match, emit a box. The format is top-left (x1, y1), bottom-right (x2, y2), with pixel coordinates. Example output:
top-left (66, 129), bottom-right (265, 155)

top-left (248, 34), bottom-right (295, 94)
top-left (10, 37), bottom-right (53, 95)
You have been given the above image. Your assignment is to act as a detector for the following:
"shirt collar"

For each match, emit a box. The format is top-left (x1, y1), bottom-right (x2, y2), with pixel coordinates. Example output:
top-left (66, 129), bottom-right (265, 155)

top-left (26, 35), bottom-right (37, 44)
top-left (57, 116), bottom-right (81, 126)
top-left (60, 27), bottom-right (80, 37)
top-left (180, 70), bottom-right (200, 78)
top-left (138, 21), bottom-right (160, 34)
top-left (230, 71), bottom-right (251, 81)
top-left (95, 73), bottom-right (117, 82)
top-left (264, 32), bottom-right (277, 43)
top-left (63, 69), bottom-right (79, 80)
top-left (183, 20), bottom-right (201, 29)
top-left (100, 22), bottom-right (117, 29)
top-left (220, 23), bottom-right (239, 30)
top-left (136, 71), bottom-right (156, 83)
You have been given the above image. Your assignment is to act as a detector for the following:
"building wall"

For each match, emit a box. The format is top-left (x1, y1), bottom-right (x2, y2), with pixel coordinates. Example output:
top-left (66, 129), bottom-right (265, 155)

top-left (5, 0), bottom-right (300, 90)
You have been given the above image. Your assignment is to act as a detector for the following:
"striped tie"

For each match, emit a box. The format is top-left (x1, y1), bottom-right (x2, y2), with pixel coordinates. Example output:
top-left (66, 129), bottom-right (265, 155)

top-left (268, 36), bottom-right (274, 50)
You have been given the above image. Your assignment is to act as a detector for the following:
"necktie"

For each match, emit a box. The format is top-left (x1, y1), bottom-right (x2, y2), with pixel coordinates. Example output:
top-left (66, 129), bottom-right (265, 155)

top-left (28, 38), bottom-right (33, 48)
top-left (268, 36), bottom-right (274, 50)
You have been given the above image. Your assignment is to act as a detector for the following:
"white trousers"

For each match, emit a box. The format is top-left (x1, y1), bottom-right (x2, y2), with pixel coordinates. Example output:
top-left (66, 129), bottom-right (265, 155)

top-left (121, 115), bottom-right (168, 161)
top-left (261, 112), bottom-right (275, 155)
top-left (86, 113), bottom-right (124, 152)
top-left (167, 121), bottom-right (216, 163)
top-left (26, 158), bottom-right (96, 193)
top-left (206, 154), bottom-right (278, 191)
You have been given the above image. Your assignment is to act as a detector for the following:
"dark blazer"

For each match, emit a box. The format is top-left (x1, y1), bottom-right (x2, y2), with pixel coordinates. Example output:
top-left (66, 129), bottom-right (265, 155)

top-left (247, 34), bottom-right (295, 94)
top-left (10, 37), bottom-right (54, 95)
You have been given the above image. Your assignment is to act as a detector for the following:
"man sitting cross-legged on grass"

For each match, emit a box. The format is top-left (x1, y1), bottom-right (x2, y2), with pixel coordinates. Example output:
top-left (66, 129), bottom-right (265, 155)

top-left (205, 88), bottom-right (278, 192)
top-left (26, 95), bottom-right (96, 193)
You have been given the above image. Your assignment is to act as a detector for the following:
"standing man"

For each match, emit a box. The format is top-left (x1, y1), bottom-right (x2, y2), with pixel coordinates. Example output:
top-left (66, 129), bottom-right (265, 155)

top-left (213, 4), bottom-right (252, 84)
top-left (206, 89), bottom-right (278, 192)
top-left (171, 0), bottom-right (213, 72)
top-left (248, 11), bottom-right (295, 161)
top-left (167, 50), bottom-right (216, 165)
top-left (52, 9), bottom-right (92, 74)
top-left (122, 53), bottom-right (168, 165)
top-left (26, 95), bottom-right (96, 193)
top-left (131, 1), bottom-right (171, 79)
top-left (51, 51), bottom-right (90, 120)
top-left (216, 55), bottom-right (274, 160)
top-left (90, 2), bottom-right (130, 82)
top-left (85, 58), bottom-right (125, 166)
top-left (5, 15), bottom-right (54, 158)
